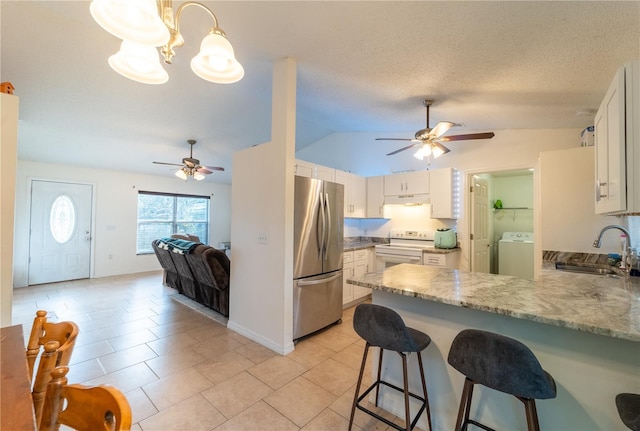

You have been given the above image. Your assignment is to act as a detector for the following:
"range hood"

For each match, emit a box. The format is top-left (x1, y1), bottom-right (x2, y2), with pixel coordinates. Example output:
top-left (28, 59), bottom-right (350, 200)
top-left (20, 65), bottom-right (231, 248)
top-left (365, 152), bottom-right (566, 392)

top-left (384, 193), bottom-right (430, 205)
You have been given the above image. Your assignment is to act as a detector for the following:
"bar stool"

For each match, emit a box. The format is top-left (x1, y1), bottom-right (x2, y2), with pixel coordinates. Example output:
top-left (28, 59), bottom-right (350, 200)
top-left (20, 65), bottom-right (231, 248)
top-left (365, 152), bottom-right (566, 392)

top-left (447, 329), bottom-right (556, 431)
top-left (348, 303), bottom-right (432, 431)
top-left (616, 393), bottom-right (640, 431)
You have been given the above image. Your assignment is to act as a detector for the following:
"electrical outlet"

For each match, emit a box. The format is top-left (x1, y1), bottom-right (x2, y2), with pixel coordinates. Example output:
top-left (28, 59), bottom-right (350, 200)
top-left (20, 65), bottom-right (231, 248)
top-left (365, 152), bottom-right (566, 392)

top-left (258, 233), bottom-right (268, 244)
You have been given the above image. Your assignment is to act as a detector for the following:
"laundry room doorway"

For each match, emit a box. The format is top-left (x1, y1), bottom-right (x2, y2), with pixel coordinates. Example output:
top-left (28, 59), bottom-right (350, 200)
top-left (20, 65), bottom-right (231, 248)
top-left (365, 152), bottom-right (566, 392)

top-left (468, 167), bottom-right (536, 278)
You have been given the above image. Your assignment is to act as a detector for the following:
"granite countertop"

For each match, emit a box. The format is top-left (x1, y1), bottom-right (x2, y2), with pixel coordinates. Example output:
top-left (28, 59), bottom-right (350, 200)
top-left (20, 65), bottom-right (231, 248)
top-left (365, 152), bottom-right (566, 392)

top-left (344, 236), bottom-right (387, 251)
top-left (347, 264), bottom-right (640, 342)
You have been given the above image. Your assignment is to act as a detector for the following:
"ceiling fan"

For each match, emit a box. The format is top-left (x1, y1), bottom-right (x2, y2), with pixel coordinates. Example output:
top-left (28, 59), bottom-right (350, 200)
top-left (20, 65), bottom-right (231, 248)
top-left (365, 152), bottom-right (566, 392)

top-left (376, 99), bottom-right (495, 159)
top-left (153, 139), bottom-right (224, 181)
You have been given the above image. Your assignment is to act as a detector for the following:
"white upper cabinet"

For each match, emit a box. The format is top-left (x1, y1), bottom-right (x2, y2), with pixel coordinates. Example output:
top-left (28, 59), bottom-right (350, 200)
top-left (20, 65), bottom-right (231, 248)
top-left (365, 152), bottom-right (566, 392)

top-left (430, 168), bottom-right (458, 219)
top-left (594, 60), bottom-right (640, 214)
top-left (335, 170), bottom-right (366, 218)
top-left (594, 67), bottom-right (626, 213)
top-left (384, 171), bottom-right (430, 196)
top-left (294, 159), bottom-right (335, 182)
top-left (366, 175), bottom-right (385, 218)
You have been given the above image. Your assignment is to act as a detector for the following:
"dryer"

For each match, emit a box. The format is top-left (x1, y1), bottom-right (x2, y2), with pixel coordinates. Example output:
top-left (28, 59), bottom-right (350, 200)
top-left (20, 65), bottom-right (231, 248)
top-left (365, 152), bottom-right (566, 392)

top-left (498, 232), bottom-right (534, 279)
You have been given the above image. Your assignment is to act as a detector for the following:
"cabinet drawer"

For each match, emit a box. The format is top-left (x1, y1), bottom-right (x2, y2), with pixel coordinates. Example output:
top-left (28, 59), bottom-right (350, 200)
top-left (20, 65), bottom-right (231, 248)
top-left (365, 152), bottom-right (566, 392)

top-left (354, 249), bottom-right (367, 262)
top-left (423, 253), bottom-right (446, 267)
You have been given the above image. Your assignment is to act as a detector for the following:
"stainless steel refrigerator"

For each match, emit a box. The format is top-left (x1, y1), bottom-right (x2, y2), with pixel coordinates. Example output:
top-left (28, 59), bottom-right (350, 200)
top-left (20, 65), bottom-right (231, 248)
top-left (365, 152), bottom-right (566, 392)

top-left (293, 175), bottom-right (344, 340)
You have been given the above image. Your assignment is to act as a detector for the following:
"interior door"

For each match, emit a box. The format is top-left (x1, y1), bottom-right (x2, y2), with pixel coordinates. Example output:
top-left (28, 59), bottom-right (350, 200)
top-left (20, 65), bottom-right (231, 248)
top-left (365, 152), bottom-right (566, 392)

top-left (28, 180), bottom-right (93, 285)
top-left (471, 176), bottom-right (490, 273)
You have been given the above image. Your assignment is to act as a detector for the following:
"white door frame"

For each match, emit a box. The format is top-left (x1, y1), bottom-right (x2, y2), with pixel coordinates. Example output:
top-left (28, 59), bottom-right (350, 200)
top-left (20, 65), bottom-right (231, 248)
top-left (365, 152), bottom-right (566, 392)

top-left (462, 163), bottom-right (541, 279)
top-left (27, 177), bottom-right (97, 283)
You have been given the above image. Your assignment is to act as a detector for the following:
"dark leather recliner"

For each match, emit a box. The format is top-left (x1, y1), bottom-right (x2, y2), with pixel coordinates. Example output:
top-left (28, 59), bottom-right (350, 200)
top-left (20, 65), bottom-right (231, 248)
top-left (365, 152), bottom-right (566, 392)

top-left (152, 239), bottom-right (230, 317)
top-left (170, 250), bottom-right (199, 302)
top-left (152, 240), bottom-right (182, 292)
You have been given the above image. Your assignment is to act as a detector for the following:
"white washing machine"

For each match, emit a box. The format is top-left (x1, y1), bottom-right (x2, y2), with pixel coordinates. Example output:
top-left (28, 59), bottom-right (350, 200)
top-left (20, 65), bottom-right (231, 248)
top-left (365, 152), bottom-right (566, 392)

top-left (498, 232), bottom-right (534, 279)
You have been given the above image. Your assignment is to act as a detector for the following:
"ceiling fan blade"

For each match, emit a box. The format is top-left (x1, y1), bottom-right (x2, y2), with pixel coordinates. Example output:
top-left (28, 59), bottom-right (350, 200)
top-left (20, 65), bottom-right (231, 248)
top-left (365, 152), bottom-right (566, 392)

top-left (375, 138), bottom-right (416, 142)
top-left (197, 166), bottom-right (225, 174)
top-left (429, 121), bottom-right (460, 139)
top-left (439, 132), bottom-right (495, 142)
top-left (387, 142), bottom-right (421, 156)
top-left (153, 161), bottom-right (184, 167)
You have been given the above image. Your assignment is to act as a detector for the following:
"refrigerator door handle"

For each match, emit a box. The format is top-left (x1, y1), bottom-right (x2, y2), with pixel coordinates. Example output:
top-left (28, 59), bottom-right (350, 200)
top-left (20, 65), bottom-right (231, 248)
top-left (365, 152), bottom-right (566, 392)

top-left (324, 192), bottom-right (331, 260)
top-left (296, 271), bottom-right (343, 286)
top-left (316, 192), bottom-right (324, 256)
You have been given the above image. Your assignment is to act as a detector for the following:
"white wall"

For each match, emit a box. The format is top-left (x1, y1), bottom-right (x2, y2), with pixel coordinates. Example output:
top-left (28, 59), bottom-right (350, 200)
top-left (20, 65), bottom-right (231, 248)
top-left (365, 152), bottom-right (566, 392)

top-left (1, 93), bottom-right (19, 326)
top-left (540, 147), bottom-right (621, 254)
top-left (227, 58), bottom-right (296, 355)
top-left (13, 160), bottom-right (231, 287)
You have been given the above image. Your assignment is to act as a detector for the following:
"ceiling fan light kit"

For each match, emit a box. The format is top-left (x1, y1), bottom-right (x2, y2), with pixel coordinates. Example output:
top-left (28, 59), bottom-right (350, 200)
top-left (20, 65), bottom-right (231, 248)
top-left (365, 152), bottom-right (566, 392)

top-left (376, 99), bottom-right (495, 160)
top-left (90, 0), bottom-right (244, 84)
top-left (154, 139), bottom-right (224, 181)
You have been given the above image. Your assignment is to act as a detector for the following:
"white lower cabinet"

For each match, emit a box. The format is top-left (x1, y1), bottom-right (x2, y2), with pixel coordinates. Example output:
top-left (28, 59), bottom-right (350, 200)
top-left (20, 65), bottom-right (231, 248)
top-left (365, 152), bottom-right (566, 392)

top-left (343, 248), bottom-right (372, 306)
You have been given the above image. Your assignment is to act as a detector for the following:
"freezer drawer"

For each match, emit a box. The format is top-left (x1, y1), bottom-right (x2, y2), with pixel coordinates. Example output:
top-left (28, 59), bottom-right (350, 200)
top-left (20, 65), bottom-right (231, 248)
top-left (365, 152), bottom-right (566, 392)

top-left (293, 271), bottom-right (343, 340)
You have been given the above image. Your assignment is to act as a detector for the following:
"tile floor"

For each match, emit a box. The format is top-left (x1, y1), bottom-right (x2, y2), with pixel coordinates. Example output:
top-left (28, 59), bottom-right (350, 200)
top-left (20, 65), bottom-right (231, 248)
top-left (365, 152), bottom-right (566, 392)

top-left (12, 271), bottom-right (424, 431)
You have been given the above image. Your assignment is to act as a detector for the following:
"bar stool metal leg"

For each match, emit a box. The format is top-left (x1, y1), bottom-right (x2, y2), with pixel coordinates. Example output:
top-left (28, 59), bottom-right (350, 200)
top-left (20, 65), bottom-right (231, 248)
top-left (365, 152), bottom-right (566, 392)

top-left (349, 342), bottom-right (370, 430)
top-left (350, 304), bottom-right (433, 431)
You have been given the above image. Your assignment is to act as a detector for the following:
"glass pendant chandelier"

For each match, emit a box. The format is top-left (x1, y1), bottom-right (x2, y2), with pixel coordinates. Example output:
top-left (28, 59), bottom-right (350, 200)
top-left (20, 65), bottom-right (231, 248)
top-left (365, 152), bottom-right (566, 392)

top-left (90, 0), bottom-right (244, 84)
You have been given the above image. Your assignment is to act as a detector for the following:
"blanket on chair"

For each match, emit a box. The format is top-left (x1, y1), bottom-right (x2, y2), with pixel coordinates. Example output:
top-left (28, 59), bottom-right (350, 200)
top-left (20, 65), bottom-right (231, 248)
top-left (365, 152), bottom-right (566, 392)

top-left (157, 237), bottom-right (199, 254)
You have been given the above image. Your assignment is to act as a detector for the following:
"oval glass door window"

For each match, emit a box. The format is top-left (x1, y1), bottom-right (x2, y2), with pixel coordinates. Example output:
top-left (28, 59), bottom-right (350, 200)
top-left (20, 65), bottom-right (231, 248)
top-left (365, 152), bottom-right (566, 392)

top-left (50, 194), bottom-right (76, 244)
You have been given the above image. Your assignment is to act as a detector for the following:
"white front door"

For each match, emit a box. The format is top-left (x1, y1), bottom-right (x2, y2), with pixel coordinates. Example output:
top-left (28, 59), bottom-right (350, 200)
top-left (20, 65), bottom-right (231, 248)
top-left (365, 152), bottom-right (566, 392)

top-left (28, 180), bottom-right (93, 285)
top-left (471, 175), bottom-right (490, 273)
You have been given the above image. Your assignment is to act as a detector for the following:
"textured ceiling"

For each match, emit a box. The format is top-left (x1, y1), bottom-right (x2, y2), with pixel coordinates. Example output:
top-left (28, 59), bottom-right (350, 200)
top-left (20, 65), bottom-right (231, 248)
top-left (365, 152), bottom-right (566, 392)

top-left (1, 1), bottom-right (639, 183)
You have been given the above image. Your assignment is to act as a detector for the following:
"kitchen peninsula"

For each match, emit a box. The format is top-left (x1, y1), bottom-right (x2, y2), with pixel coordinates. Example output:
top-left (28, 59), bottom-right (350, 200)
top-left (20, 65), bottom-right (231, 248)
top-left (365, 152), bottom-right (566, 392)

top-left (347, 264), bottom-right (640, 431)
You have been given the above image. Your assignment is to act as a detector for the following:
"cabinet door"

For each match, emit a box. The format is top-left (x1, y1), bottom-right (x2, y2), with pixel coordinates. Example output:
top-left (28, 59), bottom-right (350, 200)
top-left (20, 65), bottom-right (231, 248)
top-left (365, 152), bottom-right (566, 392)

top-left (315, 165), bottom-right (335, 182)
top-left (366, 176), bottom-right (385, 217)
top-left (334, 170), bottom-right (351, 216)
top-left (350, 174), bottom-right (366, 217)
top-left (384, 173), bottom-right (406, 195)
top-left (352, 249), bottom-right (371, 299)
top-left (294, 159), bottom-right (314, 178)
top-left (430, 168), bottom-right (457, 219)
top-left (404, 171), bottom-right (429, 195)
top-left (342, 251), bottom-right (354, 304)
top-left (595, 67), bottom-right (626, 213)
top-left (335, 171), bottom-right (365, 217)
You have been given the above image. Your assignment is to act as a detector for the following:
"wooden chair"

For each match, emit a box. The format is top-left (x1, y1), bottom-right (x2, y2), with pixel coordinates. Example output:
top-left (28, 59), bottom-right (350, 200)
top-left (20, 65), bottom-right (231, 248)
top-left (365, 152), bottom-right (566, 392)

top-left (39, 366), bottom-right (132, 431)
top-left (32, 340), bottom-right (62, 427)
top-left (26, 310), bottom-right (79, 379)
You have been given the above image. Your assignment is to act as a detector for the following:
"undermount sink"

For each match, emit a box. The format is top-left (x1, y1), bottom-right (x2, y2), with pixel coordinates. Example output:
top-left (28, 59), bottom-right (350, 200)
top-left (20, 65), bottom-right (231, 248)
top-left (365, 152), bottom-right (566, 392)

top-left (554, 262), bottom-right (618, 275)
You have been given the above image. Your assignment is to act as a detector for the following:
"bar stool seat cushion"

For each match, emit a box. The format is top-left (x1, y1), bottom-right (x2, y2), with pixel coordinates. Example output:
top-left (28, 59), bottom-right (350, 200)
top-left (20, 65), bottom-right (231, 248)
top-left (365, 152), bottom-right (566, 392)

top-left (616, 393), bottom-right (640, 431)
top-left (448, 329), bottom-right (556, 400)
top-left (353, 303), bottom-right (431, 352)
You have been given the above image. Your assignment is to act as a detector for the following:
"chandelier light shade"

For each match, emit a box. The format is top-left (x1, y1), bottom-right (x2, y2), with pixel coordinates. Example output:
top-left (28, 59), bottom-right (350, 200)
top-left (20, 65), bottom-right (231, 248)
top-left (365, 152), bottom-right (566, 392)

top-left (191, 31), bottom-right (244, 83)
top-left (90, 0), bottom-right (244, 85)
top-left (90, 0), bottom-right (170, 46)
top-left (108, 40), bottom-right (169, 84)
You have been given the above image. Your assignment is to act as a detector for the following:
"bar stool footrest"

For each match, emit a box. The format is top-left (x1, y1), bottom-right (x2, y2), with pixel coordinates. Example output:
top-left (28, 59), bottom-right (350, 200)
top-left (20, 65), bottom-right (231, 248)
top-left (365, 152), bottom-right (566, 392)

top-left (355, 379), bottom-right (427, 431)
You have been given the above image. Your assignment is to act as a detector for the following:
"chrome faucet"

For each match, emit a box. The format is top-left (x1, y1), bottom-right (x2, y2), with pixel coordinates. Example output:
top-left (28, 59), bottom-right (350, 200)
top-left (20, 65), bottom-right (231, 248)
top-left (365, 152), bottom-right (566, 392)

top-left (593, 225), bottom-right (633, 273)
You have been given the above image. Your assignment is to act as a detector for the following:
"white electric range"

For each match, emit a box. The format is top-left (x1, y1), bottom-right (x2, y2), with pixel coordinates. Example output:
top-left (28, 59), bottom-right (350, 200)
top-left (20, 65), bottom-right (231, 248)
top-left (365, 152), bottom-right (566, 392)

top-left (374, 229), bottom-right (437, 271)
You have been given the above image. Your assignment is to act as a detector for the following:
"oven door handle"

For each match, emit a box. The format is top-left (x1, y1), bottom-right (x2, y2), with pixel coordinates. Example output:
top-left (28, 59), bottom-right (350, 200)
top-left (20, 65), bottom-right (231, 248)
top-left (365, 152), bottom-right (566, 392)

top-left (376, 254), bottom-right (422, 263)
